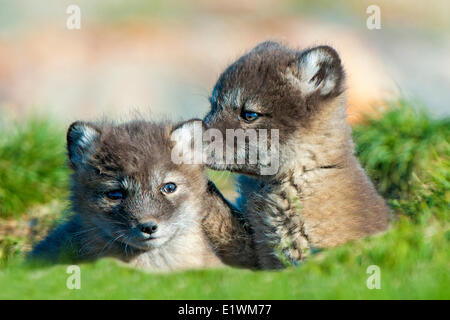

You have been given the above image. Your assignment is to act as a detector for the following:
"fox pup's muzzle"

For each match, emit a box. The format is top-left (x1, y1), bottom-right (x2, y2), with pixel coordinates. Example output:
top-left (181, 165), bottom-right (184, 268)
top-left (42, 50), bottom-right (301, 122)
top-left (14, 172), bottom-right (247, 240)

top-left (138, 222), bottom-right (158, 236)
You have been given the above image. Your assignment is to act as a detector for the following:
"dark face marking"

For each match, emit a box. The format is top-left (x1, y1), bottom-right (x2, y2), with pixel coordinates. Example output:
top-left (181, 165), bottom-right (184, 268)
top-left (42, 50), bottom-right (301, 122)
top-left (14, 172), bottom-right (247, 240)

top-left (204, 41), bottom-right (345, 175)
top-left (67, 121), bottom-right (207, 251)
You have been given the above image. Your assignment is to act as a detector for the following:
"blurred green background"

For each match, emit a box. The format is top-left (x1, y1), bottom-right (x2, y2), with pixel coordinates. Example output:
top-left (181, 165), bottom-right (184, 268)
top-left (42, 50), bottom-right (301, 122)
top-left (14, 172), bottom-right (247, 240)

top-left (0, 0), bottom-right (449, 299)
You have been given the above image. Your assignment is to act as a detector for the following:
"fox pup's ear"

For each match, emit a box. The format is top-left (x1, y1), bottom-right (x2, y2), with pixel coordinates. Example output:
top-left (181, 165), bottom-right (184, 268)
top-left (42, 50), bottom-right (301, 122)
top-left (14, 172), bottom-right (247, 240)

top-left (287, 45), bottom-right (344, 99)
top-left (67, 121), bottom-right (101, 169)
top-left (170, 119), bottom-right (206, 165)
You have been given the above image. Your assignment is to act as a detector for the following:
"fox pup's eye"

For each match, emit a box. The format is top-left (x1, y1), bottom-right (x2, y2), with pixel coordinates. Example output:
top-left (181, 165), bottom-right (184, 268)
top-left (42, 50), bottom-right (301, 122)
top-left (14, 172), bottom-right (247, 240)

top-left (161, 182), bottom-right (177, 194)
top-left (106, 190), bottom-right (124, 200)
top-left (241, 111), bottom-right (260, 123)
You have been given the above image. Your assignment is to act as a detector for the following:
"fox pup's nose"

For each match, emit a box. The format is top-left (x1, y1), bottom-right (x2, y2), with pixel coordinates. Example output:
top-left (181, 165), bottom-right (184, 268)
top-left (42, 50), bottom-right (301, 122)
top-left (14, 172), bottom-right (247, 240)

top-left (138, 222), bottom-right (158, 235)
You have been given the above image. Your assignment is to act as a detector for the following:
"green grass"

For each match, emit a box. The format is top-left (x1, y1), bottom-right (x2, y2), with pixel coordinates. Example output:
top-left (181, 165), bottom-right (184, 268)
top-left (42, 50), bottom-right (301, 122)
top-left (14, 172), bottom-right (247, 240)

top-left (1, 215), bottom-right (447, 299)
top-left (0, 101), bottom-right (448, 299)
top-left (0, 117), bottom-right (69, 218)
top-left (353, 100), bottom-right (449, 223)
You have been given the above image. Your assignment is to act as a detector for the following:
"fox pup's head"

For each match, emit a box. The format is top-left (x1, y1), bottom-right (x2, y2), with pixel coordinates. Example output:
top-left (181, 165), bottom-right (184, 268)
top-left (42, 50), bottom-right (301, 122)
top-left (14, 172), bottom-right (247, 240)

top-left (67, 120), bottom-right (206, 252)
top-left (204, 41), bottom-right (345, 175)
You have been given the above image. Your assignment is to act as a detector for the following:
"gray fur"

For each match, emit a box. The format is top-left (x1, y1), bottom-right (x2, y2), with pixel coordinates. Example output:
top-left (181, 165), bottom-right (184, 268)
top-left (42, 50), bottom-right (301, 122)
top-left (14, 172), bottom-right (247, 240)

top-left (28, 120), bottom-right (257, 271)
top-left (204, 41), bottom-right (390, 269)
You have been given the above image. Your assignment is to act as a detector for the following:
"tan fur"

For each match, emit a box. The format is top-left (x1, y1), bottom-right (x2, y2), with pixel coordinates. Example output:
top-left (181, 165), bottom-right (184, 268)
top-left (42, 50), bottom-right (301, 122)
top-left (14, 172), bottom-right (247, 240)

top-left (202, 181), bottom-right (257, 268)
top-left (128, 226), bottom-right (223, 271)
top-left (204, 41), bottom-right (391, 269)
top-left (243, 97), bottom-right (390, 268)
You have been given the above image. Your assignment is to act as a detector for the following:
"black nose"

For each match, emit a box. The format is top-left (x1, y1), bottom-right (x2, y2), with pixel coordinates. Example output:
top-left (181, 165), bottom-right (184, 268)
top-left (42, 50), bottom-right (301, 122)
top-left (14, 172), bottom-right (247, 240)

top-left (138, 222), bottom-right (158, 235)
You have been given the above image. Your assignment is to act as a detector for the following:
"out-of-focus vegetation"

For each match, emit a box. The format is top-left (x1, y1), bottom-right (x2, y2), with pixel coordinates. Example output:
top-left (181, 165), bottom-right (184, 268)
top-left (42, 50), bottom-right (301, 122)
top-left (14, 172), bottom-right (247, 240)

top-left (286, 0), bottom-right (449, 30)
top-left (0, 117), bottom-right (69, 218)
top-left (0, 101), bottom-right (448, 299)
top-left (353, 100), bottom-right (449, 223)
